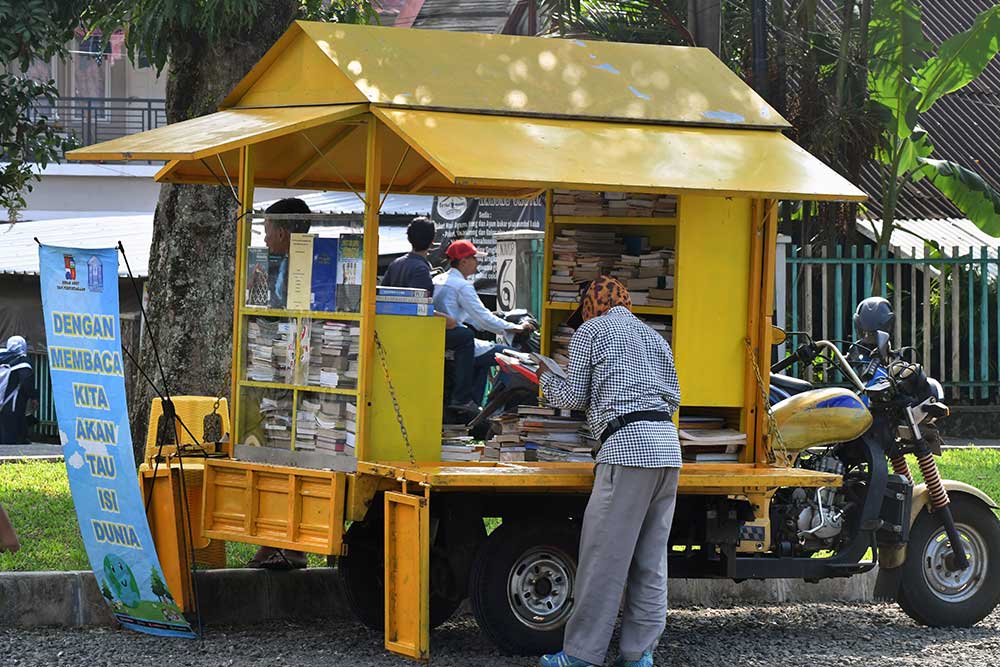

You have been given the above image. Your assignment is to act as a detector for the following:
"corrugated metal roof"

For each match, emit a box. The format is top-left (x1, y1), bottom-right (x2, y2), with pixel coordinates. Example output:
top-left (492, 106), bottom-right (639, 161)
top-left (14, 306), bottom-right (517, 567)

top-left (856, 216), bottom-right (1000, 280)
top-left (411, 0), bottom-right (518, 33)
top-left (255, 191), bottom-right (432, 215)
top-left (0, 215), bottom-right (153, 277)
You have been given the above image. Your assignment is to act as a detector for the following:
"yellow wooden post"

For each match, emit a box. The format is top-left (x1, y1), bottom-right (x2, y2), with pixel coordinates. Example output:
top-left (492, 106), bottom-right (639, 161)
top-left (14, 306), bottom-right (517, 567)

top-left (357, 117), bottom-right (381, 461)
top-left (230, 145), bottom-right (255, 453)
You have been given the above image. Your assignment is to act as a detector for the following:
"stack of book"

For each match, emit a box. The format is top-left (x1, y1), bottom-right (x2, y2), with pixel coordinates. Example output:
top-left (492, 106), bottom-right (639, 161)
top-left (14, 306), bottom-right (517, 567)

top-left (246, 317), bottom-right (294, 383)
top-left (483, 414), bottom-right (527, 462)
top-left (259, 395), bottom-right (292, 449)
top-left (552, 190), bottom-right (678, 218)
top-left (552, 190), bottom-right (606, 216)
top-left (549, 325), bottom-right (574, 369)
top-left (518, 405), bottom-right (594, 463)
top-left (678, 414), bottom-right (746, 462)
top-left (376, 286), bottom-right (435, 316)
top-left (548, 228), bottom-right (624, 303)
top-left (638, 317), bottom-right (673, 343)
top-left (294, 397), bottom-right (320, 451)
top-left (315, 397), bottom-right (350, 456)
top-left (613, 249), bottom-right (675, 307)
top-left (441, 424), bottom-right (482, 462)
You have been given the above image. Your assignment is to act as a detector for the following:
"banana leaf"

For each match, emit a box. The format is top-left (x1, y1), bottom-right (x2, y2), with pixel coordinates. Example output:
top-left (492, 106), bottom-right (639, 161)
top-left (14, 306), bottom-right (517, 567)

top-left (918, 158), bottom-right (1000, 237)
top-left (914, 6), bottom-right (1000, 113)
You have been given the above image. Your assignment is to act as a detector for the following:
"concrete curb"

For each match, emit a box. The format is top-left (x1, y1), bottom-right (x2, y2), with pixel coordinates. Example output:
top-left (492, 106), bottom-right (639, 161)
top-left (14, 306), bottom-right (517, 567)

top-left (0, 566), bottom-right (879, 629)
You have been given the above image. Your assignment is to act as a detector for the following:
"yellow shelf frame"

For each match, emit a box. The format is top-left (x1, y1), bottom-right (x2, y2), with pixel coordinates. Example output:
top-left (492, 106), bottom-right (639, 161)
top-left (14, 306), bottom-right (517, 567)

top-left (239, 380), bottom-right (358, 396)
top-left (239, 307), bottom-right (363, 321)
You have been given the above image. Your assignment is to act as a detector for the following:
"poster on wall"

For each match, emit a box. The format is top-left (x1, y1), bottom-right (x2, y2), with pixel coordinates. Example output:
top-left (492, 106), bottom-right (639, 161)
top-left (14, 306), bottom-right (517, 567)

top-left (38, 245), bottom-right (195, 638)
top-left (431, 195), bottom-right (544, 279)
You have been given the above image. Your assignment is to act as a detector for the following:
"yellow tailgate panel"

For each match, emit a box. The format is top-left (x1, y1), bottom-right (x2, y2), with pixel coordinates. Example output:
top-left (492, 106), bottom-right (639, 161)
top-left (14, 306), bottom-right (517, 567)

top-left (674, 195), bottom-right (751, 406)
top-left (202, 459), bottom-right (345, 555)
top-left (384, 491), bottom-right (430, 661)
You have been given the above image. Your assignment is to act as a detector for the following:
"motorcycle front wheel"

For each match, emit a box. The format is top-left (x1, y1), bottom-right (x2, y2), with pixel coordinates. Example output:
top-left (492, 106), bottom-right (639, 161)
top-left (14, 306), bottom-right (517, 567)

top-left (897, 494), bottom-right (1000, 627)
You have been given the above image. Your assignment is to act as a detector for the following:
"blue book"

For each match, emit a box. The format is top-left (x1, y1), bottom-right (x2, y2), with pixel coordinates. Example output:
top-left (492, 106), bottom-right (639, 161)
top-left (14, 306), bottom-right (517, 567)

top-left (376, 286), bottom-right (429, 299)
top-left (311, 238), bottom-right (338, 312)
top-left (375, 302), bottom-right (435, 316)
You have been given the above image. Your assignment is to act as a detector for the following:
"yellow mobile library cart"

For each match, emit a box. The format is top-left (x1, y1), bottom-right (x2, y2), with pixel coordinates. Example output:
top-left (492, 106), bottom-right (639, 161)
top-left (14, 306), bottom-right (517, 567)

top-left (70, 21), bottom-right (994, 663)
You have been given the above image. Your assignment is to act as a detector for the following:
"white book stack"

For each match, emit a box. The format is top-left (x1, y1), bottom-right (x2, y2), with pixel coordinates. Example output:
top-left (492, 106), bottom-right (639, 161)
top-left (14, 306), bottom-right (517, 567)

top-left (295, 398), bottom-right (320, 451)
top-left (259, 395), bottom-right (292, 449)
top-left (552, 190), bottom-right (678, 218)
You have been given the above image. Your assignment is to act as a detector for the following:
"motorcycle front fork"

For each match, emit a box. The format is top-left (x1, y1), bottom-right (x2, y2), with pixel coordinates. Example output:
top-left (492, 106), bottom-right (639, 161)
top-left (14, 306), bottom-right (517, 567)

top-left (890, 452), bottom-right (970, 570)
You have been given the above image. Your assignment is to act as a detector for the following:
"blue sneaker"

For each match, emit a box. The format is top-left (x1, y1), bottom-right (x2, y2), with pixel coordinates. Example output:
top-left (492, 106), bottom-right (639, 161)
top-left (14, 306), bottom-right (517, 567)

top-left (613, 650), bottom-right (653, 667)
top-left (539, 651), bottom-right (596, 667)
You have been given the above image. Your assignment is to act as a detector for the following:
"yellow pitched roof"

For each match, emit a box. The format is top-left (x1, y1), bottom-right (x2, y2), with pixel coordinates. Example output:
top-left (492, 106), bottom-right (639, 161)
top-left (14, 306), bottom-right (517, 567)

top-left (222, 21), bottom-right (788, 130)
top-left (374, 108), bottom-right (866, 201)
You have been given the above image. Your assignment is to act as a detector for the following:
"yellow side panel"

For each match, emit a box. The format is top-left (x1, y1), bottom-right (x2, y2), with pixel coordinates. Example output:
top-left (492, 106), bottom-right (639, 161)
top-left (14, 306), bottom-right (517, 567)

top-left (384, 491), bottom-right (430, 661)
top-left (368, 314), bottom-right (445, 462)
top-left (236, 29), bottom-right (367, 108)
top-left (375, 108), bottom-right (867, 201)
top-left (674, 196), bottom-right (751, 407)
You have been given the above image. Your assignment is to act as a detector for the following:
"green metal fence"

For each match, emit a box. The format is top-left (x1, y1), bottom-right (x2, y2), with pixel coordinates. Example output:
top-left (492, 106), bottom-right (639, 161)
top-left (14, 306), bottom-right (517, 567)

top-left (782, 244), bottom-right (999, 403)
top-left (29, 352), bottom-right (58, 439)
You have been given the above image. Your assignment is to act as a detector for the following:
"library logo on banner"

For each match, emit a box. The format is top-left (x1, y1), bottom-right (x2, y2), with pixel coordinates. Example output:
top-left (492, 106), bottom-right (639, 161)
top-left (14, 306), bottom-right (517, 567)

top-left (88, 255), bottom-right (104, 293)
top-left (64, 254), bottom-right (77, 281)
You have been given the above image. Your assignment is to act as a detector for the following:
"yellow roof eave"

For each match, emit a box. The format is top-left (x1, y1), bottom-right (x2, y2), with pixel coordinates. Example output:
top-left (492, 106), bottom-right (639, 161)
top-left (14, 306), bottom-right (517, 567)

top-left (374, 107), bottom-right (867, 202)
top-left (65, 104), bottom-right (368, 162)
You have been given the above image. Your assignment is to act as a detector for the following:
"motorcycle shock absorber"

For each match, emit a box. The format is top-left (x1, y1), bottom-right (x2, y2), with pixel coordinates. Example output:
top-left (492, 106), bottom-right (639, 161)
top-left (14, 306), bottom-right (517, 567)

top-left (890, 455), bottom-right (913, 484)
top-left (915, 451), bottom-right (970, 570)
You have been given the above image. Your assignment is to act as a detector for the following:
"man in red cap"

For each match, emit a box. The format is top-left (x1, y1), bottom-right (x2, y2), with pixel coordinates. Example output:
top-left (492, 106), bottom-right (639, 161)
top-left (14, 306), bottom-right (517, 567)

top-left (433, 239), bottom-right (535, 409)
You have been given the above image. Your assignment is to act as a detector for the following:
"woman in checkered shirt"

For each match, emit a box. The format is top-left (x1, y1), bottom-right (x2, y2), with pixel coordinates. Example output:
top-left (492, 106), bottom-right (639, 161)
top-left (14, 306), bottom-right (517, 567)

top-left (538, 277), bottom-right (681, 667)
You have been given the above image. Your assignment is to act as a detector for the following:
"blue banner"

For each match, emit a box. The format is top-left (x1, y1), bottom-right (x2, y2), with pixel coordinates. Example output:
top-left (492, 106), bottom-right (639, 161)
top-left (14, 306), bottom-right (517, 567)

top-left (39, 245), bottom-right (195, 638)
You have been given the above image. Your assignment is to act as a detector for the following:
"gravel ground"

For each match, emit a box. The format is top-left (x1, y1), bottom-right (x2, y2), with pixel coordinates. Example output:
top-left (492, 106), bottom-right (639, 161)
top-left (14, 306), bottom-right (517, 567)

top-left (3, 603), bottom-right (999, 666)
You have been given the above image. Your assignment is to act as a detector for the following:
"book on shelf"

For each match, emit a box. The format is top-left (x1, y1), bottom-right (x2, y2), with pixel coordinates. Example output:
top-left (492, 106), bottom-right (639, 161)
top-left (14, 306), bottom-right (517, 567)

top-left (336, 234), bottom-right (363, 312)
top-left (311, 237), bottom-right (338, 312)
top-left (287, 234), bottom-right (314, 311)
top-left (375, 301), bottom-right (435, 316)
top-left (683, 451), bottom-right (740, 463)
top-left (376, 294), bottom-right (433, 304)
top-left (246, 247), bottom-right (271, 307)
top-left (376, 285), bottom-right (429, 299)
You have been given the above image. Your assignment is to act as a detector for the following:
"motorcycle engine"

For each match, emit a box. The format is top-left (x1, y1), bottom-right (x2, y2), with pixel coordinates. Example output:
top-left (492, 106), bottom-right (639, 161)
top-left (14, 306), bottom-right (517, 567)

top-left (771, 454), bottom-right (848, 554)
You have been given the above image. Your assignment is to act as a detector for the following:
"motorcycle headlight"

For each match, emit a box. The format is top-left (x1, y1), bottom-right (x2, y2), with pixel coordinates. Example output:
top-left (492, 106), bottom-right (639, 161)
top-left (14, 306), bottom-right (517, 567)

top-left (927, 377), bottom-right (945, 401)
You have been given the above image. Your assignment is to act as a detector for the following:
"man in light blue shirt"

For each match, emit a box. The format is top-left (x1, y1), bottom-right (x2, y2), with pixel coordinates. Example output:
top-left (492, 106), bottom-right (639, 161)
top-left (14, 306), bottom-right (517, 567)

top-left (433, 240), bottom-right (535, 406)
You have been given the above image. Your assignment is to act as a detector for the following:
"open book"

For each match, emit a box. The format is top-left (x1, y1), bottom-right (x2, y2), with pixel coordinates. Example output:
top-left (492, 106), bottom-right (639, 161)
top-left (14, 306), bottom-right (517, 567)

top-left (530, 352), bottom-right (567, 380)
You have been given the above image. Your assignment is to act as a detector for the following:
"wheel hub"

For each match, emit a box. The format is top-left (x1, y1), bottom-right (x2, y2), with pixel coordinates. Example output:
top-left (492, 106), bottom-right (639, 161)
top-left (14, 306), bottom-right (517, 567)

top-left (922, 521), bottom-right (987, 603)
top-left (507, 547), bottom-right (575, 630)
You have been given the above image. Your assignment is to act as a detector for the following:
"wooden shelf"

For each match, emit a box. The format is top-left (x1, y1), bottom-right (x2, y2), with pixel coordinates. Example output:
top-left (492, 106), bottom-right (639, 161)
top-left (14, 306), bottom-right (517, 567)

top-left (552, 215), bottom-right (677, 226)
top-left (544, 301), bottom-right (674, 316)
top-left (241, 307), bottom-right (363, 321)
top-left (239, 380), bottom-right (358, 396)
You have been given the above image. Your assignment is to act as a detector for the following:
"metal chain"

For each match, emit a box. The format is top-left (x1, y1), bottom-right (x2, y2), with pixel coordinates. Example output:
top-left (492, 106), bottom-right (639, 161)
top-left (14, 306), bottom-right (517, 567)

top-left (745, 337), bottom-right (789, 465)
top-left (373, 331), bottom-right (416, 465)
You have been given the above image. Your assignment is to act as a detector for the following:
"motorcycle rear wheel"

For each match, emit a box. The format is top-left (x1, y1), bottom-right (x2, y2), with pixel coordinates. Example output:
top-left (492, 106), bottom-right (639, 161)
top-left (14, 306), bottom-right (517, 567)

top-left (897, 495), bottom-right (1000, 627)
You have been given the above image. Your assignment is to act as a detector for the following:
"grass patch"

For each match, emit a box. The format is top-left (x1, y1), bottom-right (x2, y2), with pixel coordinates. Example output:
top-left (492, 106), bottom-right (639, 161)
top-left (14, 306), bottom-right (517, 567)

top-left (3, 449), bottom-right (999, 572)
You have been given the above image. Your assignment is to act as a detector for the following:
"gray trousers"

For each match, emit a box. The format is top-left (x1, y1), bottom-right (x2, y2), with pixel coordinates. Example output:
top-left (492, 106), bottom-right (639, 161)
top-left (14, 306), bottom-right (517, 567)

top-left (563, 464), bottom-right (680, 664)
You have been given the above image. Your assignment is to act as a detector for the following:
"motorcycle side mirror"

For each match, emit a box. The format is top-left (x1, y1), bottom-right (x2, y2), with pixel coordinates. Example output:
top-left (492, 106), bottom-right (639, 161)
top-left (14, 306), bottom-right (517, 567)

top-left (875, 330), bottom-right (891, 363)
top-left (770, 326), bottom-right (787, 346)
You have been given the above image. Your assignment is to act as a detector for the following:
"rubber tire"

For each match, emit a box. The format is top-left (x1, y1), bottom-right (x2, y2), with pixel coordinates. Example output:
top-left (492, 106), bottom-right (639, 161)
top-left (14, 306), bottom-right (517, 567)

top-left (469, 521), bottom-right (580, 655)
top-left (337, 518), bottom-right (463, 631)
top-left (897, 494), bottom-right (1000, 627)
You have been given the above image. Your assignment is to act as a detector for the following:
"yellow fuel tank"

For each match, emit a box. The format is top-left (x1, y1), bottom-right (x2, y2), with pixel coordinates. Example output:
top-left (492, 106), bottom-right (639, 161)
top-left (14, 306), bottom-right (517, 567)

top-left (772, 387), bottom-right (872, 451)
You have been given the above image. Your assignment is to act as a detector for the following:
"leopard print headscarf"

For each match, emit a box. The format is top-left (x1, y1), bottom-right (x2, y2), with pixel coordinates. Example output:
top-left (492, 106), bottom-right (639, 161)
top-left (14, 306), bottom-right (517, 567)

top-left (581, 276), bottom-right (632, 321)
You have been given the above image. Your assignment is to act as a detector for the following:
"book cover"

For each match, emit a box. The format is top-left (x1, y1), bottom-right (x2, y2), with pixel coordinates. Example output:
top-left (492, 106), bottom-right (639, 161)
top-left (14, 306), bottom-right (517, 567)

top-left (336, 234), bottom-right (363, 313)
top-left (375, 295), bottom-right (434, 304)
top-left (287, 234), bottom-right (314, 311)
top-left (245, 247), bottom-right (270, 307)
top-left (375, 301), bottom-right (435, 316)
top-left (311, 237), bottom-right (338, 312)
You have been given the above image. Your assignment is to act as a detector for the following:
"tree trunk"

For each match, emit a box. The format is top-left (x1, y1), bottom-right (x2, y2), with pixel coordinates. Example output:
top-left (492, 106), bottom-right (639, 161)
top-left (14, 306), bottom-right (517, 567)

top-left (129, 2), bottom-right (299, 463)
